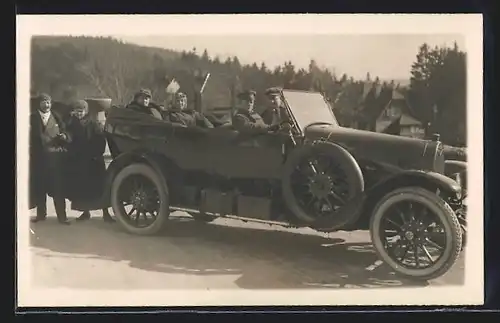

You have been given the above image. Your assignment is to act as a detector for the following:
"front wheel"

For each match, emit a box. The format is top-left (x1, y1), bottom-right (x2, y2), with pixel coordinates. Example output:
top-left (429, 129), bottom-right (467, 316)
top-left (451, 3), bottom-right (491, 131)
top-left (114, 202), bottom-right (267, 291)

top-left (111, 163), bottom-right (170, 235)
top-left (370, 186), bottom-right (462, 281)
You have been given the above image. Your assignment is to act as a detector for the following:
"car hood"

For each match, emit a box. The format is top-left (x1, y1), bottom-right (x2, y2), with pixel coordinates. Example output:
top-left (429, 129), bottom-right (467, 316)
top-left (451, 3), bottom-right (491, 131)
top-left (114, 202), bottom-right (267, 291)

top-left (304, 124), bottom-right (431, 171)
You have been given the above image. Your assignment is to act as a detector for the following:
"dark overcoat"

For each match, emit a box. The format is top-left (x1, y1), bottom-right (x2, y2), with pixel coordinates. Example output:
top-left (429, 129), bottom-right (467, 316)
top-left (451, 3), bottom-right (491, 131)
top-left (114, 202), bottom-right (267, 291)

top-left (65, 115), bottom-right (108, 211)
top-left (232, 108), bottom-right (271, 134)
top-left (29, 110), bottom-right (71, 209)
top-left (166, 109), bottom-right (214, 128)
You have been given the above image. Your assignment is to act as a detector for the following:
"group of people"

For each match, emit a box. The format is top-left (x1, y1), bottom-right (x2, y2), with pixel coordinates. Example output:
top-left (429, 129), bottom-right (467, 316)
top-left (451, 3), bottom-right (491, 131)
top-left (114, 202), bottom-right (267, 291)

top-left (30, 93), bottom-right (114, 225)
top-left (232, 87), bottom-right (292, 134)
top-left (125, 88), bottom-right (216, 129)
top-left (29, 86), bottom-right (292, 225)
top-left (124, 86), bottom-right (292, 134)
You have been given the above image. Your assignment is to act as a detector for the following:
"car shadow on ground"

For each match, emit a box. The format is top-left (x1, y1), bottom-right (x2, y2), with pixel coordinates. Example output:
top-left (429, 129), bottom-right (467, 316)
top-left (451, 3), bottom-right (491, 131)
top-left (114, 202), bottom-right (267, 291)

top-left (29, 215), bottom-right (432, 289)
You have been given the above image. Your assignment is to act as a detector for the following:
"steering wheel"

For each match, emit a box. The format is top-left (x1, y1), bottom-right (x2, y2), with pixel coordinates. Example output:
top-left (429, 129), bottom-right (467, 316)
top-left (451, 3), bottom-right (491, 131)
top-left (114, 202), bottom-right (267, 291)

top-left (268, 120), bottom-right (291, 133)
top-left (305, 121), bottom-right (333, 128)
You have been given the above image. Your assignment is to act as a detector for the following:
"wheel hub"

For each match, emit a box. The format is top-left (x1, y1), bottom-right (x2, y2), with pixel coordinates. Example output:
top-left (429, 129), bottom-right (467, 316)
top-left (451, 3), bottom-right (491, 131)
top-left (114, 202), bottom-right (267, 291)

top-left (131, 190), bottom-right (147, 209)
top-left (400, 220), bottom-right (427, 244)
top-left (308, 173), bottom-right (333, 199)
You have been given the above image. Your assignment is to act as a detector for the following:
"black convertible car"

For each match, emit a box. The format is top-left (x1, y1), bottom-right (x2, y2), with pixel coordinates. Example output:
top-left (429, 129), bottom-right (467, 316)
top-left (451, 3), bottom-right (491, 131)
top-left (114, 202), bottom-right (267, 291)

top-left (102, 88), bottom-right (467, 281)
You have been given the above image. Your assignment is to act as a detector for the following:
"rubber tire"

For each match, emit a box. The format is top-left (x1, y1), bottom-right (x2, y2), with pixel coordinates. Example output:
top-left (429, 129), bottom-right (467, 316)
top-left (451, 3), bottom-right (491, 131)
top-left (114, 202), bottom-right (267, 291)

top-left (111, 163), bottom-right (170, 236)
top-left (370, 186), bottom-right (462, 281)
top-left (189, 212), bottom-right (216, 223)
top-left (458, 169), bottom-right (467, 198)
top-left (282, 141), bottom-right (364, 226)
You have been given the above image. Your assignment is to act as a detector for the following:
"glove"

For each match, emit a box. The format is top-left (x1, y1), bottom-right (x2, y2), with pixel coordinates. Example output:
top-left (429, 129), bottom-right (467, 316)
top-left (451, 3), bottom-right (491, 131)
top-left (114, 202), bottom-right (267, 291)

top-left (57, 133), bottom-right (68, 141)
top-left (280, 122), bottom-right (291, 131)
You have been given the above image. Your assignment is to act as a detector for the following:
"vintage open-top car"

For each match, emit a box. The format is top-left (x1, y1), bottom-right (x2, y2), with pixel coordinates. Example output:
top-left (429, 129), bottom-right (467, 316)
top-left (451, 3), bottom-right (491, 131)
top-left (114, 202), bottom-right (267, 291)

top-left (102, 88), bottom-right (467, 281)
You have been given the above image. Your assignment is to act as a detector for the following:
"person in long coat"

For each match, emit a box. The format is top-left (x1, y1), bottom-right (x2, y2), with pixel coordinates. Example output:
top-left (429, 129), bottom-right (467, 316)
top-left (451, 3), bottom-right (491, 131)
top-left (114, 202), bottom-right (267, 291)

top-left (29, 93), bottom-right (72, 225)
top-left (66, 100), bottom-right (115, 222)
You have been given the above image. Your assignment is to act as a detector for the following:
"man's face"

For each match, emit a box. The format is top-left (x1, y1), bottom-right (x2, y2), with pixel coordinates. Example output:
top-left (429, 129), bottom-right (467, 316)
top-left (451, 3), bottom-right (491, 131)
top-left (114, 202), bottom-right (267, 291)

top-left (39, 99), bottom-right (51, 112)
top-left (137, 95), bottom-right (150, 107)
top-left (175, 96), bottom-right (187, 110)
top-left (270, 95), bottom-right (281, 108)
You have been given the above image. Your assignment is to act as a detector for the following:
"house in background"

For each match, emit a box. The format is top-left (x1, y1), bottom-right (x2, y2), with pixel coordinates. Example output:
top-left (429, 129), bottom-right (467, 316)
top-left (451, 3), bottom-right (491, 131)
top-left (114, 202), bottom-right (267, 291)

top-left (353, 81), bottom-right (425, 139)
top-left (397, 114), bottom-right (425, 138)
top-left (375, 89), bottom-right (425, 139)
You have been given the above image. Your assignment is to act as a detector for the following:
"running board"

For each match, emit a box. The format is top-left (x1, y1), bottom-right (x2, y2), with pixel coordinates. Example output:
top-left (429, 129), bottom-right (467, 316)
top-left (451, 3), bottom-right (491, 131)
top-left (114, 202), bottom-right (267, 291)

top-left (169, 206), bottom-right (299, 228)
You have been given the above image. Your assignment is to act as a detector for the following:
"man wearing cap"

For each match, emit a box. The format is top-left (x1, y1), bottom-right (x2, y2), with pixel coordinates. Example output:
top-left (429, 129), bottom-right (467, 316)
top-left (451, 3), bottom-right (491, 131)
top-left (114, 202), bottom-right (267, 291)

top-left (126, 88), bottom-right (163, 120)
top-left (232, 90), bottom-right (281, 134)
top-left (261, 87), bottom-right (291, 127)
top-left (30, 93), bottom-right (72, 225)
top-left (165, 92), bottom-right (214, 128)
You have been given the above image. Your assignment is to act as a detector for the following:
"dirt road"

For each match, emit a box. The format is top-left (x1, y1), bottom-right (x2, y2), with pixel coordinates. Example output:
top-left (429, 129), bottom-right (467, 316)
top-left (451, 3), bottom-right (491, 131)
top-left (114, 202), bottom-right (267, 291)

top-left (28, 199), bottom-right (464, 290)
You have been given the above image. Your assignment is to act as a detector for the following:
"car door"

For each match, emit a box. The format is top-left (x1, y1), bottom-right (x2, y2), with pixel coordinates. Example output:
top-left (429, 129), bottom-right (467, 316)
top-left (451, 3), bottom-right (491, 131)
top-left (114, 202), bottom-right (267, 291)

top-left (206, 129), bottom-right (288, 180)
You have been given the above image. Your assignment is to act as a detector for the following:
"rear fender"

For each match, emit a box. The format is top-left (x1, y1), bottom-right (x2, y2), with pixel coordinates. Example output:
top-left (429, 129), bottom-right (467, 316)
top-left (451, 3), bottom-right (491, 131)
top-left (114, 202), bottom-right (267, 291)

top-left (103, 150), bottom-right (179, 206)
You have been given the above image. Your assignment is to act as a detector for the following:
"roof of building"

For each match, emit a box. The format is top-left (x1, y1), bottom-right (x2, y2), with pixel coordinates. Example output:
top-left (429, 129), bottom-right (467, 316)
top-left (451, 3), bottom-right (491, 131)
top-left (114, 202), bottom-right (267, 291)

top-left (399, 114), bottom-right (422, 126)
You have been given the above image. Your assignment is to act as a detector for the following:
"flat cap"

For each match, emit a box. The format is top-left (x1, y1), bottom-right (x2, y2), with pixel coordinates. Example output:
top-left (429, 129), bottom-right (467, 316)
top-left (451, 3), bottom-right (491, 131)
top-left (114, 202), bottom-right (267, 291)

top-left (237, 90), bottom-right (256, 101)
top-left (136, 88), bottom-right (152, 98)
top-left (38, 93), bottom-right (52, 102)
top-left (265, 87), bottom-right (282, 97)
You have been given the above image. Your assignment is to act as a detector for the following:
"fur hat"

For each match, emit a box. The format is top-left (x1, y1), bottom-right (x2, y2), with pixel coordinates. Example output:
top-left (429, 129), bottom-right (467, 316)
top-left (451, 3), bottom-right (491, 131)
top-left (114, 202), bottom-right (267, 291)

top-left (38, 93), bottom-right (52, 102)
top-left (72, 99), bottom-right (89, 111)
top-left (135, 88), bottom-right (152, 99)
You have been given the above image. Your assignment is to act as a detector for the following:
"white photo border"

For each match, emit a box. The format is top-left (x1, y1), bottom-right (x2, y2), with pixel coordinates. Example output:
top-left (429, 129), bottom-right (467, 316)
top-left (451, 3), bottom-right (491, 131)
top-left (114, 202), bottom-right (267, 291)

top-left (16, 14), bottom-right (484, 307)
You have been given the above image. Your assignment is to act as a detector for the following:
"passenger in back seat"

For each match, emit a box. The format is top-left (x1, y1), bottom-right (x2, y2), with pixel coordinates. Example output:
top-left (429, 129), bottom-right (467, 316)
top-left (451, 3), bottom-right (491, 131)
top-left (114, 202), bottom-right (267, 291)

top-left (126, 88), bottom-right (163, 120)
top-left (165, 92), bottom-right (214, 128)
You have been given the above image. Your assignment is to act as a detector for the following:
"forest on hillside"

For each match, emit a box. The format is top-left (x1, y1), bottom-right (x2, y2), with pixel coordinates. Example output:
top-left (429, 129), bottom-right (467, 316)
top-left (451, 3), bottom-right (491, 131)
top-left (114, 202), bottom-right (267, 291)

top-left (30, 35), bottom-right (467, 146)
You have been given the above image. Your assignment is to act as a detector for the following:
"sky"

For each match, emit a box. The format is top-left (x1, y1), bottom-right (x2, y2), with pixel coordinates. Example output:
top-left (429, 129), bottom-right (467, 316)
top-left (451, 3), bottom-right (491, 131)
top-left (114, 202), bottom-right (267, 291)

top-left (118, 34), bottom-right (465, 81)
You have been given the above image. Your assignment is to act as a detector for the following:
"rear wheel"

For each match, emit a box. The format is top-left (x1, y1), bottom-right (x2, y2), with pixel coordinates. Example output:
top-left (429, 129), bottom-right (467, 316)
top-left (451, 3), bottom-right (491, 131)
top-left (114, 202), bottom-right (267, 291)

top-left (111, 163), bottom-right (170, 235)
top-left (370, 186), bottom-right (462, 281)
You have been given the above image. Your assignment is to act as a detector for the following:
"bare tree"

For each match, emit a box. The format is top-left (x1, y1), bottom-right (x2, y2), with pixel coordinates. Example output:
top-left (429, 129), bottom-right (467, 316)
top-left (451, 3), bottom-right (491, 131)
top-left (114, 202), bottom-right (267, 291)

top-left (77, 47), bottom-right (137, 104)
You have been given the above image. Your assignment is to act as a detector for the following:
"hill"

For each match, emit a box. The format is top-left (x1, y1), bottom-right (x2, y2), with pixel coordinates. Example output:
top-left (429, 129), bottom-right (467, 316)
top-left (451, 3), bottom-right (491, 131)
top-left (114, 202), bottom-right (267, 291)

top-left (30, 35), bottom-right (385, 114)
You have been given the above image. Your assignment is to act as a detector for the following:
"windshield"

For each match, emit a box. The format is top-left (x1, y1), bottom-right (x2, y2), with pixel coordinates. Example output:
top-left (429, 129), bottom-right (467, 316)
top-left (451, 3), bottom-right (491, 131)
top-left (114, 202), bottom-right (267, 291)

top-left (282, 90), bottom-right (339, 131)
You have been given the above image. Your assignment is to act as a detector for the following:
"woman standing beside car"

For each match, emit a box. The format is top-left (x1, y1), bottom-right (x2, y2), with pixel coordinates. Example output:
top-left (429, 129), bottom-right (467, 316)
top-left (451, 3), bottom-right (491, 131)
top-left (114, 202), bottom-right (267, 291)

top-left (66, 99), bottom-right (115, 222)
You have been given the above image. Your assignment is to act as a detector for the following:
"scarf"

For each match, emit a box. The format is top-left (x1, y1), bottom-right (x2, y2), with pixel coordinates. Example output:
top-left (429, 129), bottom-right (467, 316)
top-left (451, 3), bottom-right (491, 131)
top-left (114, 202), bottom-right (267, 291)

top-left (38, 109), bottom-right (51, 126)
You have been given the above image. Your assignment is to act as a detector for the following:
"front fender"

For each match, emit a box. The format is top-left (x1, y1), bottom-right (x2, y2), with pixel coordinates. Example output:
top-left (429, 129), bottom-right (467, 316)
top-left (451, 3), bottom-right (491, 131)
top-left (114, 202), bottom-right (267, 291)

top-left (444, 160), bottom-right (467, 176)
top-left (349, 170), bottom-right (462, 231)
top-left (103, 150), bottom-right (176, 206)
top-left (368, 170), bottom-right (462, 197)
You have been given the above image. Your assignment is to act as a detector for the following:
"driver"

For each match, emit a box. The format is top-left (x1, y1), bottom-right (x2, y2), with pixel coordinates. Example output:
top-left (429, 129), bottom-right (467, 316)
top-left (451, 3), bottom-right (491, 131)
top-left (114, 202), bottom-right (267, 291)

top-left (261, 87), bottom-right (291, 126)
top-left (232, 90), bottom-right (281, 134)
